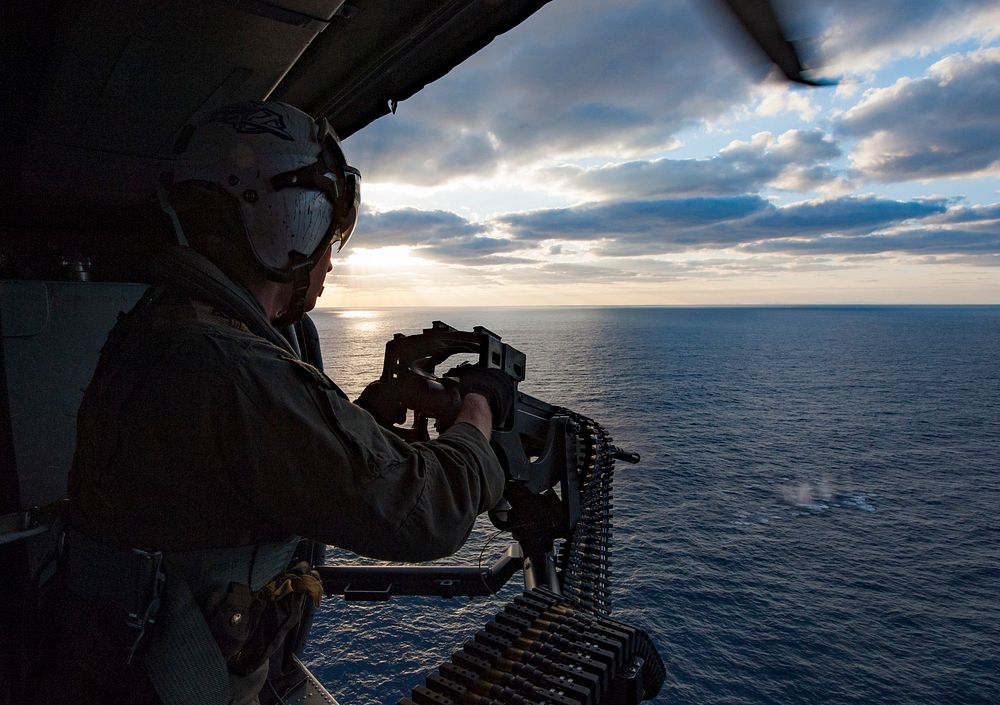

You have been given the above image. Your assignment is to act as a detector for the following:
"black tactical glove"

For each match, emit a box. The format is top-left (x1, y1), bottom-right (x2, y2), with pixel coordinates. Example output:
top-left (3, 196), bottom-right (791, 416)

top-left (444, 364), bottom-right (517, 428)
top-left (354, 380), bottom-right (406, 427)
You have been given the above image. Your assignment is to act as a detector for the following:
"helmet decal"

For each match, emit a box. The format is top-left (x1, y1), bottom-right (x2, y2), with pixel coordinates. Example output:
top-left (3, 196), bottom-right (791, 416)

top-left (209, 103), bottom-right (295, 141)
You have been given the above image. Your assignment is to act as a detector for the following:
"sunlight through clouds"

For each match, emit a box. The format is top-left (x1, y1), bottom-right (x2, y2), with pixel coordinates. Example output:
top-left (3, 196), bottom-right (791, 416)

top-left (341, 246), bottom-right (430, 271)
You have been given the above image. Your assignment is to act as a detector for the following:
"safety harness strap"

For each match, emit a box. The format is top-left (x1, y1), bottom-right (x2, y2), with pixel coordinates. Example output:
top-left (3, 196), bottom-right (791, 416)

top-left (143, 565), bottom-right (228, 705)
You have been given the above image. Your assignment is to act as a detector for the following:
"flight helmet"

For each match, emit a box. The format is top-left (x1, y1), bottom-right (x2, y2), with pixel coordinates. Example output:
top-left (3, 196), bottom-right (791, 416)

top-left (171, 101), bottom-right (360, 284)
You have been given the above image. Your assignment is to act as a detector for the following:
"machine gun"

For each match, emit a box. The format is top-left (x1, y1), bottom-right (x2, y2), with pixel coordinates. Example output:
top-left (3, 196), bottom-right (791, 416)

top-left (316, 322), bottom-right (665, 705)
top-left (323, 321), bottom-right (637, 600)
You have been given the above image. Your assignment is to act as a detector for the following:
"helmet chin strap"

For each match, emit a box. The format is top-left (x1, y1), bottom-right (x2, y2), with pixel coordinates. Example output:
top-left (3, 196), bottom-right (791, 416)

top-left (272, 252), bottom-right (312, 328)
top-left (157, 183), bottom-right (190, 247)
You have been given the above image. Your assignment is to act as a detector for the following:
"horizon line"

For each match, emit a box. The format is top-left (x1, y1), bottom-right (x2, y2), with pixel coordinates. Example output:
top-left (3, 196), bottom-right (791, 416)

top-left (314, 303), bottom-right (1000, 310)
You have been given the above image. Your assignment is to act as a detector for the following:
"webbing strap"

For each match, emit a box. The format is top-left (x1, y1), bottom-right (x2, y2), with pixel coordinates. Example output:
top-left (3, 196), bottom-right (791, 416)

top-left (144, 564), bottom-right (229, 705)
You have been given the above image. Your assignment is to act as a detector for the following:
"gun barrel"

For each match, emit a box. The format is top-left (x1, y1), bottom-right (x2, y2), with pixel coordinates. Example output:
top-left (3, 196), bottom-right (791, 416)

top-left (612, 447), bottom-right (640, 464)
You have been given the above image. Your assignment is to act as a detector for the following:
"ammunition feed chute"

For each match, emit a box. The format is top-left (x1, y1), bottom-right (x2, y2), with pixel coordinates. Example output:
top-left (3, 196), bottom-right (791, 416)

top-left (317, 322), bottom-right (665, 705)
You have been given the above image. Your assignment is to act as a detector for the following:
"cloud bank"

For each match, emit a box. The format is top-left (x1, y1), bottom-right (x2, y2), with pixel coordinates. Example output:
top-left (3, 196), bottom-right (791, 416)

top-left (539, 130), bottom-right (848, 199)
top-left (839, 49), bottom-right (1000, 181)
top-left (794, 0), bottom-right (1000, 75)
top-left (358, 197), bottom-right (1000, 268)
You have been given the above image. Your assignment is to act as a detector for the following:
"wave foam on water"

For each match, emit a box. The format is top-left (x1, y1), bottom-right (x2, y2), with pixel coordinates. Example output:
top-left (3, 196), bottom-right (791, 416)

top-left (839, 494), bottom-right (877, 512)
top-left (779, 477), bottom-right (878, 514)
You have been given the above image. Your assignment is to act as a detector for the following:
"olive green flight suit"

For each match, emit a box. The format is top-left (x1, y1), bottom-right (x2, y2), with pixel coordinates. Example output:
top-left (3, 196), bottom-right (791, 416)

top-left (69, 292), bottom-right (503, 556)
top-left (45, 247), bottom-right (505, 704)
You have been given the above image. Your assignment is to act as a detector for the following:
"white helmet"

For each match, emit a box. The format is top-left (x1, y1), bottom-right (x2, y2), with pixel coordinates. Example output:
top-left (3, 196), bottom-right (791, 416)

top-left (171, 101), bottom-right (360, 282)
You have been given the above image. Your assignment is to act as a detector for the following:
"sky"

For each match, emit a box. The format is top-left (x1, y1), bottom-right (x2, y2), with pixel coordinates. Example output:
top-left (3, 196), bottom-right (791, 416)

top-left (325, 0), bottom-right (1000, 307)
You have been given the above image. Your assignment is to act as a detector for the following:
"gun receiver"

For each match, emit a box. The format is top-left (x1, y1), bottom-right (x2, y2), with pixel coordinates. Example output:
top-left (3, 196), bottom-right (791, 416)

top-left (382, 321), bottom-right (583, 488)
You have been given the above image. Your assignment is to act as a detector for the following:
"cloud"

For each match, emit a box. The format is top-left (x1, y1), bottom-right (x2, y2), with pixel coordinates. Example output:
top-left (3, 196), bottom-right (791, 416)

top-left (336, 0), bottom-right (1000, 190)
top-left (536, 262), bottom-right (641, 281)
top-left (926, 254), bottom-right (1000, 266)
top-left (496, 254), bottom-right (865, 287)
top-left (539, 129), bottom-right (846, 199)
top-left (497, 195), bottom-right (948, 256)
top-left (353, 193), bottom-right (998, 283)
top-left (774, 0), bottom-right (1000, 77)
top-left (358, 206), bottom-right (537, 266)
top-left (417, 236), bottom-right (529, 266)
top-left (494, 257), bottom-right (700, 286)
top-left (838, 48), bottom-right (1000, 181)
top-left (753, 84), bottom-right (821, 121)
top-left (325, 1), bottom-right (1000, 306)
top-left (359, 207), bottom-right (485, 247)
top-left (937, 203), bottom-right (1000, 224)
top-left (745, 227), bottom-right (1000, 256)
top-left (346, 0), bottom-right (769, 185)
top-left (745, 197), bottom-right (947, 237)
top-left (738, 129), bottom-right (840, 162)
top-left (499, 196), bottom-right (770, 247)
top-left (346, 122), bottom-right (501, 186)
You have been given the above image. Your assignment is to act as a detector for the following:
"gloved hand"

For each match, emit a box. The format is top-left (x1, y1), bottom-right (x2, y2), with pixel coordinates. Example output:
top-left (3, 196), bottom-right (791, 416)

top-left (443, 364), bottom-right (517, 428)
top-left (354, 380), bottom-right (406, 427)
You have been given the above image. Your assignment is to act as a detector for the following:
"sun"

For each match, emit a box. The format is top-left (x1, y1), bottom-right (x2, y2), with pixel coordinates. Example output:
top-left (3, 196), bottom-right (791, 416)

top-left (338, 245), bottom-right (430, 271)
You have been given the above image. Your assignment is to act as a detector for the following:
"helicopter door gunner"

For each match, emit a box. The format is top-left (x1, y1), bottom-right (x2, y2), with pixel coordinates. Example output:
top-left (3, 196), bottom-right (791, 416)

top-left (38, 101), bottom-right (514, 705)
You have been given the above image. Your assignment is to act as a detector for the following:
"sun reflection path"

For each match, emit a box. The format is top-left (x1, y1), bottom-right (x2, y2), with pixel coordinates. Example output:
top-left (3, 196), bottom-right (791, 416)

top-left (336, 310), bottom-right (378, 319)
top-left (334, 309), bottom-right (380, 333)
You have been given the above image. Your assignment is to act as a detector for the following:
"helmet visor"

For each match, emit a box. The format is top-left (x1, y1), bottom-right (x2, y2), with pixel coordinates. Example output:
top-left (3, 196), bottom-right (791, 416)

top-left (333, 164), bottom-right (360, 252)
top-left (270, 118), bottom-right (361, 255)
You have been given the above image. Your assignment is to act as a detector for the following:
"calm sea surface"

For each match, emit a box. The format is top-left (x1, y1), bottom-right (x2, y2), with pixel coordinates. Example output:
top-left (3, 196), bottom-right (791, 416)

top-left (302, 307), bottom-right (1000, 705)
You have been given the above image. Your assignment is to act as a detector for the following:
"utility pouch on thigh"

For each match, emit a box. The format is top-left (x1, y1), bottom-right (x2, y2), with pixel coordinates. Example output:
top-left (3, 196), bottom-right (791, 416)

top-left (203, 583), bottom-right (266, 665)
top-left (207, 561), bottom-right (323, 677)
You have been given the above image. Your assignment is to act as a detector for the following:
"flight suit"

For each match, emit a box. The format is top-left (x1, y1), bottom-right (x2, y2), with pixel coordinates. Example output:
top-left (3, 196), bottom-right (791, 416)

top-left (43, 247), bottom-right (505, 704)
top-left (69, 292), bottom-right (503, 557)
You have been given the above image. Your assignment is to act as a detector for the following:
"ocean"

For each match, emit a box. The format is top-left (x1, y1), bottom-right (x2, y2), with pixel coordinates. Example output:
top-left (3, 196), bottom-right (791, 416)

top-left (302, 306), bottom-right (1000, 705)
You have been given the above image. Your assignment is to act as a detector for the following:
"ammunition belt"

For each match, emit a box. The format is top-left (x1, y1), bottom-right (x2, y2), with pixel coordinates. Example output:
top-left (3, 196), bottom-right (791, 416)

top-left (400, 587), bottom-right (665, 705)
top-left (402, 413), bottom-right (664, 705)
top-left (559, 413), bottom-right (615, 617)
